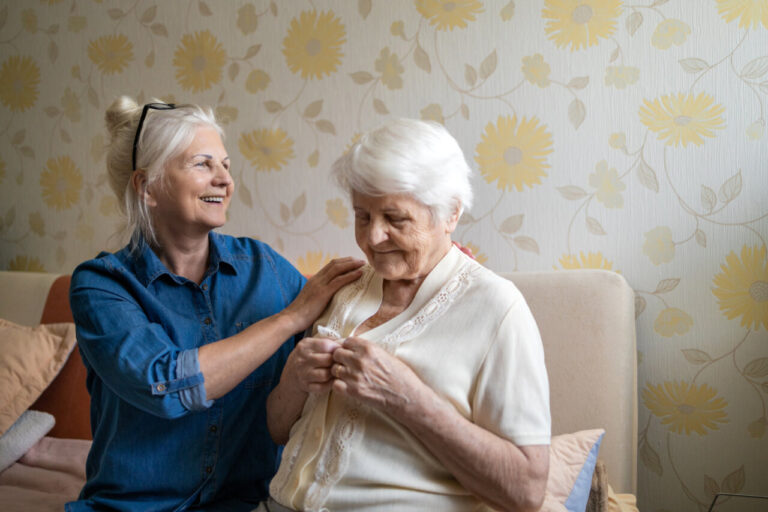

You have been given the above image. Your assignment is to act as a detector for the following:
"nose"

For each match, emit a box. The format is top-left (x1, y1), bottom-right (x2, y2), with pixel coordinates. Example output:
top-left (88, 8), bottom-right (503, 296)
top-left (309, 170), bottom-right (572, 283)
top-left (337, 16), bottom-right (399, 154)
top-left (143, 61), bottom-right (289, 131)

top-left (367, 218), bottom-right (389, 246)
top-left (212, 163), bottom-right (232, 187)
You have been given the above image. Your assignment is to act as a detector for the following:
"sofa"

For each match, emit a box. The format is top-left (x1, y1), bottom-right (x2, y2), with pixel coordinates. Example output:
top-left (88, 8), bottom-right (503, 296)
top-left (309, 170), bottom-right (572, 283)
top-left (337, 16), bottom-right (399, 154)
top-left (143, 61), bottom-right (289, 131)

top-left (0, 269), bottom-right (638, 511)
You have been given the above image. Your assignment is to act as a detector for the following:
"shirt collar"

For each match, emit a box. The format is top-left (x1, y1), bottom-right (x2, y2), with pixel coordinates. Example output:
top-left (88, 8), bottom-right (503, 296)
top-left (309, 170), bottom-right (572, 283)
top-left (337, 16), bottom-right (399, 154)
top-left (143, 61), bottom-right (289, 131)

top-left (131, 232), bottom-right (238, 287)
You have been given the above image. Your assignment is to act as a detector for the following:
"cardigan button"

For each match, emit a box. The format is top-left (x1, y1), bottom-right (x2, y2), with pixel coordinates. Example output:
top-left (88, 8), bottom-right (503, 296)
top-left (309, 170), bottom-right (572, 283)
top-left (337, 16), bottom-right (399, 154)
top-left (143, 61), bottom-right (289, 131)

top-left (156, 384), bottom-right (166, 392)
top-left (205, 466), bottom-right (213, 474)
top-left (203, 317), bottom-right (212, 325)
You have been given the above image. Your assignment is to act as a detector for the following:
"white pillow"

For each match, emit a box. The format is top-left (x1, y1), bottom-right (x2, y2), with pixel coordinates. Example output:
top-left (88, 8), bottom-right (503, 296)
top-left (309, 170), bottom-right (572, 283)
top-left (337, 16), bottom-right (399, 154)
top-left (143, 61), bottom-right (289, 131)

top-left (0, 409), bottom-right (55, 471)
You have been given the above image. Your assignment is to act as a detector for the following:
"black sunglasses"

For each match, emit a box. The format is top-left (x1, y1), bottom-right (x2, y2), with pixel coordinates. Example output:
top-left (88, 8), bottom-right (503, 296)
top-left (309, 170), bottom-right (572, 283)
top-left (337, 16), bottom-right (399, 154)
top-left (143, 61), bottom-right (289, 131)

top-left (132, 102), bottom-right (176, 170)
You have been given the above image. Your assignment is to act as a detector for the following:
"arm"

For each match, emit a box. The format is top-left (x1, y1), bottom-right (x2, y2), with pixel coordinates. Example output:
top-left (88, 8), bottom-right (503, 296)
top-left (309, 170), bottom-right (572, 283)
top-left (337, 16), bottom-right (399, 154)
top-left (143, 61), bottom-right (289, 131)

top-left (198, 257), bottom-right (362, 400)
top-left (71, 256), bottom-right (362, 418)
top-left (331, 336), bottom-right (549, 512)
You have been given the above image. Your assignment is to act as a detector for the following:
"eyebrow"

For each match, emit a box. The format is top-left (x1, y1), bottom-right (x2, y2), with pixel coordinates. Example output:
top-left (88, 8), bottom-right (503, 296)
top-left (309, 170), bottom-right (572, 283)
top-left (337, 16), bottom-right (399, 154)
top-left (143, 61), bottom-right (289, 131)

top-left (191, 154), bottom-right (230, 161)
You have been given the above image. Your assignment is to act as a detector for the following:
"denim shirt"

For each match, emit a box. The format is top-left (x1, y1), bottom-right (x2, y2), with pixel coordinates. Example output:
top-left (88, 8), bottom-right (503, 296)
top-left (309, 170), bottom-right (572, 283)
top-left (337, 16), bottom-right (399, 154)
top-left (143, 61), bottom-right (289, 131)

top-left (66, 233), bottom-right (306, 512)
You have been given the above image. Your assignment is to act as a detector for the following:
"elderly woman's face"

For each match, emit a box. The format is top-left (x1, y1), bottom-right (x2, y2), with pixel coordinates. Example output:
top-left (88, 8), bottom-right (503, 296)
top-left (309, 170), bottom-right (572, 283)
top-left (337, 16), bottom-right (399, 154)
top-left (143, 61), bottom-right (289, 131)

top-left (148, 126), bottom-right (233, 236)
top-left (353, 191), bottom-right (456, 281)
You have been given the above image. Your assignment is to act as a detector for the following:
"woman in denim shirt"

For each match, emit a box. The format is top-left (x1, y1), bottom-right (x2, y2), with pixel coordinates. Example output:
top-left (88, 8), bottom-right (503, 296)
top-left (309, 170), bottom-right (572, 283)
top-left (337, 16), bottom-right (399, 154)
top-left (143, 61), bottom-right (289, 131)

top-left (67, 97), bottom-right (363, 512)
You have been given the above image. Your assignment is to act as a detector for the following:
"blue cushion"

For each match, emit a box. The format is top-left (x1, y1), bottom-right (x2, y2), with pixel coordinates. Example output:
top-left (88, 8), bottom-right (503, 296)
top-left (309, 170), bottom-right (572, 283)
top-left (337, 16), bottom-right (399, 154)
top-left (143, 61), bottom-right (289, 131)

top-left (564, 431), bottom-right (604, 512)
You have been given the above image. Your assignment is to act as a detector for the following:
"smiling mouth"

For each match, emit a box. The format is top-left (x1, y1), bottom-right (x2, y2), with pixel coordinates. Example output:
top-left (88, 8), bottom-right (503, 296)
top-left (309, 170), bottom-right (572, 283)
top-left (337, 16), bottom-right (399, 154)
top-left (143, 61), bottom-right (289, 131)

top-left (201, 196), bottom-right (224, 203)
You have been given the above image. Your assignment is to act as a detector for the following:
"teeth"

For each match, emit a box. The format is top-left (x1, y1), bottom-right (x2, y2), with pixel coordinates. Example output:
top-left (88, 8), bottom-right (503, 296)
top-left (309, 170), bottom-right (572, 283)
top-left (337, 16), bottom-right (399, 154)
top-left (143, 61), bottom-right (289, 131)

top-left (201, 197), bottom-right (223, 203)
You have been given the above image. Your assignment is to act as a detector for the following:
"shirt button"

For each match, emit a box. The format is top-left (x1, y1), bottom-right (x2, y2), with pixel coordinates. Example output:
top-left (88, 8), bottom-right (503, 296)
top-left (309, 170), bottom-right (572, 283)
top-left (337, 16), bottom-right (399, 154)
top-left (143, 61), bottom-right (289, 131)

top-left (209, 425), bottom-right (217, 433)
top-left (203, 317), bottom-right (212, 325)
top-left (205, 466), bottom-right (213, 474)
top-left (201, 284), bottom-right (208, 291)
top-left (156, 384), bottom-right (166, 392)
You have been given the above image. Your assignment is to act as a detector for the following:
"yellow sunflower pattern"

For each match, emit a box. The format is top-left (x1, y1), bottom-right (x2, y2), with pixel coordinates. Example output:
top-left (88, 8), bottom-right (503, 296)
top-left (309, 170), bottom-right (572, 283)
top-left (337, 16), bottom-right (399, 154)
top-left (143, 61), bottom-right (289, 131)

top-left (639, 92), bottom-right (726, 147)
top-left (643, 381), bottom-right (728, 435)
top-left (716, 0), bottom-right (768, 30)
top-left (295, 251), bottom-right (337, 275)
top-left (556, 251), bottom-right (616, 271)
top-left (239, 128), bottom-right (295, 172)
top-left (173, 30), bottom-right (227, 92)
top-left (543, 0), bottom-right (622, 51)
top-left (475, 115), bottom-right (554, 192)
top-left (0, 56), bottom-right (40, 112)
top-left (712, 245), bottom-right (768, 330)
top-left (415, 0), bottom-right (484, 31)
top-left (8, 255), bottom-right (46, 272)
top-left (87, 34), bottom-right (133, 75)
top-left (39, 156), bottom-right (83, 211)
top-left (282, 10), bottom-right (346, 80)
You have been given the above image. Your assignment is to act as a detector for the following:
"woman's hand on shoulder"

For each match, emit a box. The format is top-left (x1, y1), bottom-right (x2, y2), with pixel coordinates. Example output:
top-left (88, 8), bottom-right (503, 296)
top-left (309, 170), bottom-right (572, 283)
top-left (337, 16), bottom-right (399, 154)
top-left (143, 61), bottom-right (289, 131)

top-left (330, 337), bottom-right (425, 415)
top-left (282, 257), bottom-right (364, 333)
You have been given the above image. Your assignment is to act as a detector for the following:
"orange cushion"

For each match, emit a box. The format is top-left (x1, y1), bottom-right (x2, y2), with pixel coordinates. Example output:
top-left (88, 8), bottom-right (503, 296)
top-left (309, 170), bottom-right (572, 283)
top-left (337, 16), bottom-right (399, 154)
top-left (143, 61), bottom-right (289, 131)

top-left (29, 276), bottom-right (92, 440)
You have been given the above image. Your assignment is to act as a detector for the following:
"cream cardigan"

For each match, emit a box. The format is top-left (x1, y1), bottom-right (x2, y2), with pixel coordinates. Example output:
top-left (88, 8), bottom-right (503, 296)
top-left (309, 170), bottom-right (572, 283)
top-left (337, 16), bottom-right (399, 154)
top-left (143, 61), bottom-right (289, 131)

top-left (271, 246), bottom-right (551, 511)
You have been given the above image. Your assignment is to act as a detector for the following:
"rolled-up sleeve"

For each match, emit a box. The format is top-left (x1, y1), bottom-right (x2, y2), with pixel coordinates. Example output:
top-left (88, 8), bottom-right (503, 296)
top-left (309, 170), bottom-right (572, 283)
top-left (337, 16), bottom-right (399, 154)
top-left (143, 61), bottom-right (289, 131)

top-left (70, 264), bottom-right (212, 419)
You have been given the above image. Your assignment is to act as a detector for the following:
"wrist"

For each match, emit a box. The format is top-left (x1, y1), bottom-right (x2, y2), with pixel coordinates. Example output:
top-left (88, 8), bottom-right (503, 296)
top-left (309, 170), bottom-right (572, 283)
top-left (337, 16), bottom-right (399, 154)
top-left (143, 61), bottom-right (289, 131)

top-left (276, 308), bottom-right (306, 335)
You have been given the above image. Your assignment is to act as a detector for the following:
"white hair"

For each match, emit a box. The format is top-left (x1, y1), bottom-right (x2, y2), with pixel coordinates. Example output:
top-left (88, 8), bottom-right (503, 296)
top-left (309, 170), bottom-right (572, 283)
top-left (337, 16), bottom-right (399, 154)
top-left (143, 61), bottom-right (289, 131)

top-left (104, 96), bottom-right (223, 249)
top-left (331, 118), bottom-right (473, 222)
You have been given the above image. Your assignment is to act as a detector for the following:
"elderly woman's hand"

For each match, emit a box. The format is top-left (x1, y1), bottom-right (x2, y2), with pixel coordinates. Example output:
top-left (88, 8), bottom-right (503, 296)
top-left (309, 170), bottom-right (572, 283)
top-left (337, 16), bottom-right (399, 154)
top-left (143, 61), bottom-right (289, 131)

top-left (282, 257), bottom-right (364, 333)
top-left (330, 337), bottom-right (423, 414)
top-left (284, 337), bottom-right (341, 394)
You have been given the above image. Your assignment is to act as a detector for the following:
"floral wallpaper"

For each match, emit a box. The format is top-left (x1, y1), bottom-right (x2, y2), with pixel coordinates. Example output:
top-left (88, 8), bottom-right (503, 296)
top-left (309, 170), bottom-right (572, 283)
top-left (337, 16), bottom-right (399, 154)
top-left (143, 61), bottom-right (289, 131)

top-left (1, 1), bottom-right (767, 510)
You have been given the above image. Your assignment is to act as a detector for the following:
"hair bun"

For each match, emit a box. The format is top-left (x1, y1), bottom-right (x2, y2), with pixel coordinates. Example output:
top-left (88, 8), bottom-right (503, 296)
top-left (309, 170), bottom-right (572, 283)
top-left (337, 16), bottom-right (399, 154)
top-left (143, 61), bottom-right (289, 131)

top-left (105, 95), bottom-right (140, 139)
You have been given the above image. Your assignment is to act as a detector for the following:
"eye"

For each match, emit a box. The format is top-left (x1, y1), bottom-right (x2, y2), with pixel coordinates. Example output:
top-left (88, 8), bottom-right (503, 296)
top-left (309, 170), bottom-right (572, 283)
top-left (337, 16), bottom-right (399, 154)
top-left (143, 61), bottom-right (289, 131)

top-left (354, 211), bottom-right (370, 224)
top-left (387, 215), bottom-right (407, 226)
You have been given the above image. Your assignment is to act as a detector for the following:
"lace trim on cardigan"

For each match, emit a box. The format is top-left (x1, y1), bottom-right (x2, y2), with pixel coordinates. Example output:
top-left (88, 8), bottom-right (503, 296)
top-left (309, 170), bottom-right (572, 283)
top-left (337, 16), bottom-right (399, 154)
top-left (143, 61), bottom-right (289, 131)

top-left (303, 260), bottom-right (476, 510)
top-left (269, 270), bottom-right (375, 504)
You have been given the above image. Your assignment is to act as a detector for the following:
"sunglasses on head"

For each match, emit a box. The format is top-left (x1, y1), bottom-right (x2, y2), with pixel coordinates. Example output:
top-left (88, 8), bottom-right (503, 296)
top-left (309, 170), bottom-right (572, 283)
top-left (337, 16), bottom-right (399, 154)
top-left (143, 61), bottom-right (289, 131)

top-left (132, 102), bottom-right (176, 170)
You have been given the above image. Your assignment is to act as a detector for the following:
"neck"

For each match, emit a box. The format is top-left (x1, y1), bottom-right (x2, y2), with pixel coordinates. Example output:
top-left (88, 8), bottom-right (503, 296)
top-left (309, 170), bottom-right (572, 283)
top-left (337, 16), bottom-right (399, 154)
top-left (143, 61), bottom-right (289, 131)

top-left (152, 229), bottom-right (211, 284)
top-left (381, 239), bottom-right (452, 308)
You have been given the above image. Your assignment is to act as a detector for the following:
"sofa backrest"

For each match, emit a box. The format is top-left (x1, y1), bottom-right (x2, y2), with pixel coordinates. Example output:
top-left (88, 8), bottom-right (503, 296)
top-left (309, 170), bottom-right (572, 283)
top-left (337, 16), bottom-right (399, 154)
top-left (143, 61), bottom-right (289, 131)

top-left (503, 269), bottom-right (637, 494)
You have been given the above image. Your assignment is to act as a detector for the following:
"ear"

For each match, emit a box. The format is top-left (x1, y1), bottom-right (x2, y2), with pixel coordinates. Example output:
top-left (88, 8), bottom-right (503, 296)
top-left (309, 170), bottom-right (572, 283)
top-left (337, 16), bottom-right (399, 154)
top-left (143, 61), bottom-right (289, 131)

top-left (445, 201), bottom-right (461, 235)
top-left (131, 170), bottom-right (157, 207)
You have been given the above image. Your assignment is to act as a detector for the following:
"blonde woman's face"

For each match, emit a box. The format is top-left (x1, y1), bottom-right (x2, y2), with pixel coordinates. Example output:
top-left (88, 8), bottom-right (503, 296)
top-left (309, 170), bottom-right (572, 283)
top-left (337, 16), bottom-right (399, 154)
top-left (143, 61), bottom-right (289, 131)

top-left (148, 126), bottom-right (233, 237)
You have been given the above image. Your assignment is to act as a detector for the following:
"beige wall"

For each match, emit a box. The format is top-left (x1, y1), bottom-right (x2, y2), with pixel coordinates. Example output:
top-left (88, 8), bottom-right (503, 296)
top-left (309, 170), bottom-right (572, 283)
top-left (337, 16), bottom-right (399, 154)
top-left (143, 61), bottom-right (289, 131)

top-left (1, 1), bottom-right (767, 509)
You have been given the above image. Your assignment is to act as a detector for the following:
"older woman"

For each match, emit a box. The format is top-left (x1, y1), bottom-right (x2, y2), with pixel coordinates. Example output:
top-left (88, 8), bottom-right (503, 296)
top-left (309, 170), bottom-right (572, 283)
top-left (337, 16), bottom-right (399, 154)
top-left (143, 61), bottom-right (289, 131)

top-left (265, 118), bottom-right (551, 512)
top-left (67, 97), bottom-right (362, 511)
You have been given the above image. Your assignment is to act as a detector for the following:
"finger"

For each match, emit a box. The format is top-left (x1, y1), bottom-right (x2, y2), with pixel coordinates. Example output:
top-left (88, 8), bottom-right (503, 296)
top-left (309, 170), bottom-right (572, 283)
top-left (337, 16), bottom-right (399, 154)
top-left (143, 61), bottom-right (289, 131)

top-left (315, 257), bottom-right (365, 279)
top-left (331, 363), bottom-right (345, 379)
top-left (308, 368), bottom-right (332, 383)
top-left (327, 268), bottom-right (364, 290)
top-left (332, 378), bottom-right (349, 395)
top-left (306, 353), bottom-right (334, 368)
top-left (332, 347), bottom-right (356, 365)
top-left (302, 337), bottom-right (341, 354)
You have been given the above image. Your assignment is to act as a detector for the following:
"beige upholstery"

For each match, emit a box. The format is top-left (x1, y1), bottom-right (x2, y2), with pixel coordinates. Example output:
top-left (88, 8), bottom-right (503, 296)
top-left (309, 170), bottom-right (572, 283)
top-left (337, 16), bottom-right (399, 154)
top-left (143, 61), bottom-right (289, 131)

top-left (0, 271), bottom-right (61, 326)
top-left (503, 269), bottom-right (637, 494)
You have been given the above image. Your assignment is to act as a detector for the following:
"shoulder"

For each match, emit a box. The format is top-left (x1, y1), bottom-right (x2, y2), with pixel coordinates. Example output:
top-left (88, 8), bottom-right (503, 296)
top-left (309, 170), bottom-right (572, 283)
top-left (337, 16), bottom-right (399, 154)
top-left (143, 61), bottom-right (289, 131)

top-left (463, 258), bottom-right (526, 311)
top-left (71, 246), bottom-right (132, 287)
top-left (217, 233), bottom-right (291, 265)
top-left (215, 233), bottom-right (305, 290)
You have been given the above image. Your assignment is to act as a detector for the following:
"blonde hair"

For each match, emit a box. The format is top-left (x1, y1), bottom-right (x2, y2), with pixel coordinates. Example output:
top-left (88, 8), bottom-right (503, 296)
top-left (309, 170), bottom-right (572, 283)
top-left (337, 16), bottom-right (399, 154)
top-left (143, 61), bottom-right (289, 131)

top-left (104, 96), bottom-right (223, 248)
